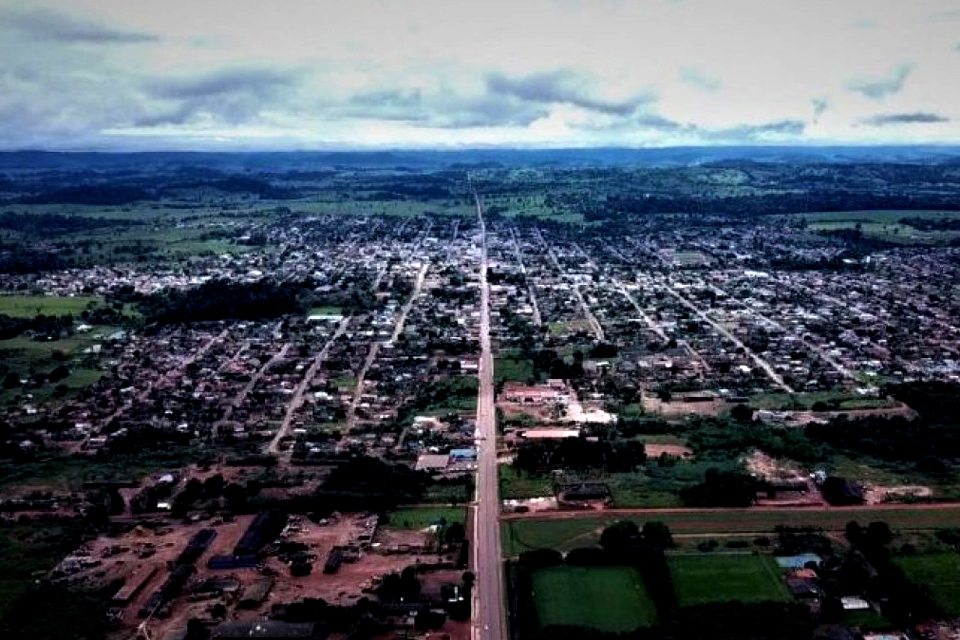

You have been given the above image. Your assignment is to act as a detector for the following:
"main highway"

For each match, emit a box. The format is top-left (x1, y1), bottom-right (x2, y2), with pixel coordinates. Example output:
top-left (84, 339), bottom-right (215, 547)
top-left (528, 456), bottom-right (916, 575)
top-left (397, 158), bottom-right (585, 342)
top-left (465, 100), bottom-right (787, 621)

top-left (472, 184), bottom-right (507, 640)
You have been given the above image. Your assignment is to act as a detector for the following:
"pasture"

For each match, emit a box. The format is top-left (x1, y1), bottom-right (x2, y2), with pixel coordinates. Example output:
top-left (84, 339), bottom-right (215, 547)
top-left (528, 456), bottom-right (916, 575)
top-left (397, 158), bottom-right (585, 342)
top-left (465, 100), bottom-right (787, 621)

top-left (531, 564), bottom-right (657, 631)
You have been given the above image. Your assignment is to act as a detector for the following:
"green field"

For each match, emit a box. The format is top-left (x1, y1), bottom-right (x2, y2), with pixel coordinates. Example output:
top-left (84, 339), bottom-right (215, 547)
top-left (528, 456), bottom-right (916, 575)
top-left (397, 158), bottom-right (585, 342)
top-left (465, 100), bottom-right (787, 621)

top-left (499, 465), bottom-right (554, 499)
top-left (0, 523), bottom-right (85, 622)
top-left (495, 357), bottom-right (535, 384)
top-left (0, 295), bottom-right (100, 318)
top-left (896, 553), bottom-right (960, 616)
top-left (748, 390), bottom-right (896, 412)
top-left (668, 554), bottom-right (789, 607)
top-left (793, 210), bottom-right (960, 245)
top-left (502, 508), bottom-right (960, 556)
top-left (387, 506), bottom-right (466, 530)
top-left (531, 564), bottom-right (657, 631)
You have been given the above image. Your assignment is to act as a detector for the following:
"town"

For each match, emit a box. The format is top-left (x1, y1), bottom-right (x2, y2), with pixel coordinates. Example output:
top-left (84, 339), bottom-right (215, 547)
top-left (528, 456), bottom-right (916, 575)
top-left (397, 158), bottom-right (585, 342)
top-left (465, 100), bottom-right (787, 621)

top-left (2, 152), bottom-right (960, 640)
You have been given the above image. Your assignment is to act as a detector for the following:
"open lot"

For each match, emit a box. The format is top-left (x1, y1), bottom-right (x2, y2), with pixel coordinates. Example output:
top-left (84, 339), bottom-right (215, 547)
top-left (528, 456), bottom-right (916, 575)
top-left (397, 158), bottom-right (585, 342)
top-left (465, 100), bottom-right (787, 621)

top-left (531, 564), bottom-right (657, 632)
top-left (386, 506), bottom-right (466, 530)
top-left (668, 554), bottom-right (789, 607)
top-left (0, 295), bottom-right (100, 317)
top-left (895, 553), bottom-right (960, 617)
top-left (501, 506), bottom-right (960, 556)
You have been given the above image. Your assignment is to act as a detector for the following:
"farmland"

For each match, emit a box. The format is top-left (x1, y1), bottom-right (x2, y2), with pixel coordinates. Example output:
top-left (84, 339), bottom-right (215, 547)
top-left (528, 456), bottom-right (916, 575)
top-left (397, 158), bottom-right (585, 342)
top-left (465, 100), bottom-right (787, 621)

top-left (531, 564), bottom-right (657, 632)
top-left (668, 554), bottom-right (789, 607)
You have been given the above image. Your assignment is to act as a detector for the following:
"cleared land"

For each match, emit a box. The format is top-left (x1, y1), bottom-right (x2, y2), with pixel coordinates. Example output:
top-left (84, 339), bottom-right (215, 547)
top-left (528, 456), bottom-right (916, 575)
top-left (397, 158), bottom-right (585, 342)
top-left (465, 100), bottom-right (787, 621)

top-left (531, 564), bottom-right (657, 632)
top-left (386, 506), bottom-right (466, 530)
top-left (669, 554), bottom-right (789, 607)
top-left (0, 295), bottom-right (100, 317)
top-left (501, 507), bottom-right (960, 556)
top-left (896, 553), bottom-right (960, 617)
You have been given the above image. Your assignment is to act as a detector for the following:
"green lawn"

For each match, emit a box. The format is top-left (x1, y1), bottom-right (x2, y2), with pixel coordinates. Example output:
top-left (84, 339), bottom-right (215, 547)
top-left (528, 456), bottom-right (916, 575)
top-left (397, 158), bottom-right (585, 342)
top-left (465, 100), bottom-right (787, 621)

top-left (499, 465), bottom-right (554, 499)
top-left (531, 564), bottom-right (657, 631)
top-left (387, 506), bottom-right (466, 530)
top-left (896, 553), bottom-right (960, 616)
top-left (668, 554), bottom-right (789, 607)
top-left (495, 357), bottom-right (535, 383)
top-left (308, 305), bottom-right (344, 317)
top-left (0, 295), bottom-right (100, 318)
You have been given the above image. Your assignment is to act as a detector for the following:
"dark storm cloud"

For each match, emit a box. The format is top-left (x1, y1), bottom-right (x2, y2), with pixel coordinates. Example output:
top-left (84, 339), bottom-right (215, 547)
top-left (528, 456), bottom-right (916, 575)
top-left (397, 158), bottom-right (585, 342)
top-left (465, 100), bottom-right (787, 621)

top-left (847, 64), bottom-right (912, 99)
top-left (862, 112), bottom-right (950, 126)
top-left (0, 7), bottom-right (157, 44)
top-left (812, 97), bottom-right (830, 119)
top-left (486, 70), bottom-right (655, 116)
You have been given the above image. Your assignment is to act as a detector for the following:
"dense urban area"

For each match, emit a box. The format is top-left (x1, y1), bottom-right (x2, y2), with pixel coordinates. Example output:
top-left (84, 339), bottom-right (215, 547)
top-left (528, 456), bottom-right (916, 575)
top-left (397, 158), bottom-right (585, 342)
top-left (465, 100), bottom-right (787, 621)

top-left (3, 148), bottom-right (960, 640)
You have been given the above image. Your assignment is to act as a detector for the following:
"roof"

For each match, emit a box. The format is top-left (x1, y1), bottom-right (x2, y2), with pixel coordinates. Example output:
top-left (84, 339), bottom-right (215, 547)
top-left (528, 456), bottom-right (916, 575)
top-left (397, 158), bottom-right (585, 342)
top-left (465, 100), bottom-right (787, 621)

top-left (449, 448), bottom-right (477, 459)
top-left (415, 454), bottom-right (450, 470)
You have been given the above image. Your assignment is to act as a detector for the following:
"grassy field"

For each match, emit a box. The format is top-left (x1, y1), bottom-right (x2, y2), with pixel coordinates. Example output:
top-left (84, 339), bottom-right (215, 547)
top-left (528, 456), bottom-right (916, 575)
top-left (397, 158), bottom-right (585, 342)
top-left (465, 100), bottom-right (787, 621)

top-left (793, 210), bottom-right (960, 245)
top-left (387, 506), bottom-right (466, 530)
top-left (499, 465), bottom-right (554, 500)
top-left (495, 357), bottom-right (535, 384)
top-left (501, 507), bottom-right (960, 556)
top-left (0, 295), bottom-right (100, 318)
top-left (307, 305), bottom-right (343, 317)
top-left (896, 553), bottom-right (960, 616)
top-left (0, 523), bottom-right (85, 623)
top-left (749, 390), bottom-right (897, 412)
top-left (0, 447), bottom-right (211, 494)
top-left (531, 564), bottom-right (657, 631)
top-left (668, 554), bottom-right (789, 607)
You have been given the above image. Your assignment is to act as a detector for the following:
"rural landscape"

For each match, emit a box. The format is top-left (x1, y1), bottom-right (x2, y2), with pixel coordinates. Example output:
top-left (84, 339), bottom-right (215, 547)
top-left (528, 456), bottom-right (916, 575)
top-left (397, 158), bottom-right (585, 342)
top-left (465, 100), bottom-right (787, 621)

top-left (4, 0), bottom-right (960, 639)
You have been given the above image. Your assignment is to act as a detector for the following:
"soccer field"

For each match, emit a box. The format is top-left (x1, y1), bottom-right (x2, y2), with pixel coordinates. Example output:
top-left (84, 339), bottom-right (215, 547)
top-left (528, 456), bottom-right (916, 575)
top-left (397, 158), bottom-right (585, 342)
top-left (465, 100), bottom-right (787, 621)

top-left (896, 553), bottom-right (960, 617)
top-left (669, 554), bottom-right (789, 607)
top-left (531, 564), bottom-right (658, 632)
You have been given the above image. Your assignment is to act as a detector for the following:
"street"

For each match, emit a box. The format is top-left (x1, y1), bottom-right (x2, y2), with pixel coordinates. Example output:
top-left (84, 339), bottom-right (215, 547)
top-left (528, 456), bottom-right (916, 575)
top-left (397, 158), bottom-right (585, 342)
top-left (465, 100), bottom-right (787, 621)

top-left (472, 185), bottom-right (507, 640)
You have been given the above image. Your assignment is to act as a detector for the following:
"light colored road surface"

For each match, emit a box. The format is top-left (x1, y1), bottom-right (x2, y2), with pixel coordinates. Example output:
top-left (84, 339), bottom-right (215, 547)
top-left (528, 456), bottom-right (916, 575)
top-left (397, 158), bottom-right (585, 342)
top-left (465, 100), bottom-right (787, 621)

top-left (267, 317), bottom-right (350, 454)
top-left (472, 187), bottom-right (507, 640)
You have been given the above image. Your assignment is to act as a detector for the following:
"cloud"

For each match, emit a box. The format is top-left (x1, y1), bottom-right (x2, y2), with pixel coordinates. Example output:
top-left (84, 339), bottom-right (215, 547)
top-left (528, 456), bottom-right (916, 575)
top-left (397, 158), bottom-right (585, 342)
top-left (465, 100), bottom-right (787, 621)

top-left (135, 68), bottom-right (301, 127)
top-left (847, 64), bottom-right (913, 99)
top-left (0, 7), bottom-right (157, 44)
top-left (146, 68), bottom-right (297, 100)
top-left (862, 112), bottom-right (950, 126)
top-left (701, 120), bottom-right (807, 141)
top-left (486, 70), bottom-right (654, 116)
top-left (679, 67), bottom-right (721, 92)
top-left (812, 97), bottom-right (830, 121)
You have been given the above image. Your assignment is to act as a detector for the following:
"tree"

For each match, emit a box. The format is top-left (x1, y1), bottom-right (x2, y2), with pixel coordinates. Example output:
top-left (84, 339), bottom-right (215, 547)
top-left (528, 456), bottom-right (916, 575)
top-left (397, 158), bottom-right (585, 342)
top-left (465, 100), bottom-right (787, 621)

top-left (600, 520), bottom-right (640, 550)
top-left (445, 522), bottom-right (466, 544)
top-left (202, 474), bottom-right (225, 498)
top-left (2, 372), bottom-right (19, 389)
top-left (866, 521), bottom-right (893, 546)
top-left (730, 403), bottom-right (753, 422)
top-left (642, 521), bottom-right (673, 549)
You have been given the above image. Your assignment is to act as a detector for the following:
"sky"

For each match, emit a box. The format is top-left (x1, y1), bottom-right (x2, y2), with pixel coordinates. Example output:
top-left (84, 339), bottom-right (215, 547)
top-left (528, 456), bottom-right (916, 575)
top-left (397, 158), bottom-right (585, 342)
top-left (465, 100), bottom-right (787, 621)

top-left (0, 0), bottom-right (958, 150)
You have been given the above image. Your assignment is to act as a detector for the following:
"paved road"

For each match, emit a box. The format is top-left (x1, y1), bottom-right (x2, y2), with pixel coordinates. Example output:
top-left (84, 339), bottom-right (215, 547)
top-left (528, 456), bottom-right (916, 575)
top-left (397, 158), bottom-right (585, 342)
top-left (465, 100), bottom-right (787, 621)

top-left (472, 187), bottom-right (507, 640)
